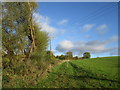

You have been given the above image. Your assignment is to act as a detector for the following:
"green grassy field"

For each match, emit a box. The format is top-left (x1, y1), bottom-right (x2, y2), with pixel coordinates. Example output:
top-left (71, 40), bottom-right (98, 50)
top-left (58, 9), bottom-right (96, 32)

top-left (33, 56), bottom-right (119, 88)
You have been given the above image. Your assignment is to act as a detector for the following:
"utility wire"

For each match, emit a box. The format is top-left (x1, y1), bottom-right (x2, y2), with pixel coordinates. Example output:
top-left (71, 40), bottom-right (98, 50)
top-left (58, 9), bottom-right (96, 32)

top-left (61, 3), bottom-right (117, 29)
top-left (75, 3), bottom-right (117, 25)
top-left (77, 4), bottom-right (117, 27)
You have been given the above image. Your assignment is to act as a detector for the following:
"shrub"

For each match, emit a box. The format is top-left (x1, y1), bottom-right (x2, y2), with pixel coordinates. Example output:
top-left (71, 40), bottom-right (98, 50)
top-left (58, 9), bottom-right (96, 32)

top-left (3, 57), bottom-right (10, 69)
top-left (66, 52), bottom-right (73, 59)
top-left (83, 52), bottom-right (91, 59)
top-left (73, 56), bottom-right (79, 60)
top-left (58, 55), bottom-right (66, 60)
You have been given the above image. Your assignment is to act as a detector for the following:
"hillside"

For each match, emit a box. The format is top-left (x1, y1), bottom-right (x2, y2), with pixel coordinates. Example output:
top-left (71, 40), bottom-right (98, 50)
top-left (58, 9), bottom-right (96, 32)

top-left (33, 56), bottom-right (119, 88)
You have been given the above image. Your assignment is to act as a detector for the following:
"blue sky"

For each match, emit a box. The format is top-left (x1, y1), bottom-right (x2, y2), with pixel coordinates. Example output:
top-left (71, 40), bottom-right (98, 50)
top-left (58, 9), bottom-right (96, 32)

top-left (33, 2), bottom-right (118, 58)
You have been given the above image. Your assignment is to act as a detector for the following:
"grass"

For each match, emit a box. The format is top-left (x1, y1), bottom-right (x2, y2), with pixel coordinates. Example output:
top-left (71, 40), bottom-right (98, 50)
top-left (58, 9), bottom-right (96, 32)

top-left (33, 56), bottom-right (119, 88)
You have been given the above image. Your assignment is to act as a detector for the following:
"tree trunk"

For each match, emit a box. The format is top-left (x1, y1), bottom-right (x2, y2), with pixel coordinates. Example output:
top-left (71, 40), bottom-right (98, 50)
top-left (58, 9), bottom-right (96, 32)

top-left (26, 2), bottom-right (36, 59)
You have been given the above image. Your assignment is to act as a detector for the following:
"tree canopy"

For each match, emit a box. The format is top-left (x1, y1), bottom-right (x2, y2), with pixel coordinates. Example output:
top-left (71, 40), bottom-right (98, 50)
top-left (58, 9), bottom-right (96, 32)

top-left (83, 52), bottom-right (91, 59)
top-left (2, 2), bottom-right (48, 61)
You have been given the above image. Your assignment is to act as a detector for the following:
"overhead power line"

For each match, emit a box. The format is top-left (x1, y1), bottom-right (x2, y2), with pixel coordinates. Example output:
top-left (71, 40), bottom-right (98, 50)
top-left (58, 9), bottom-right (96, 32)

top-left (76, 3), bottom-right (117, 26)
top-left (61, 3), bottom-right (117, 29)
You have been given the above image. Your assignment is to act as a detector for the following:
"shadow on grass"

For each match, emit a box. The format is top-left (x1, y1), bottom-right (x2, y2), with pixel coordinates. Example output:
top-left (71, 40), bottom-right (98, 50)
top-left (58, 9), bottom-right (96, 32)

top-left (48, 61), bottom-right (119, 86)
top-left (69, 62), bottom-right (120, 83)
top-left (69, 75), bottom-right (120, 83)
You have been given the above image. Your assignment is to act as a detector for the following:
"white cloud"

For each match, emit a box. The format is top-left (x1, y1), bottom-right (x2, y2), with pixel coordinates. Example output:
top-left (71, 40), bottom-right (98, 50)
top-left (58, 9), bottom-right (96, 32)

top-left (96, 24), bottom-right (107, 30)
top-left (58, 19), bottom-right (68, 25)
top-left (56, 36), bottom-right (118, 56)
top-left (41, 23), bottom-right (57, 35)
top-left (56, 40), bottom-right (74, 52)
top-left (33, 13), bottom-right (65, 37)
top-left (108, 35), bottom-right (118, 42)
top-left (84, 35), bottom-right (91, 38)
top-left (33, 13), bottom-right (56, 36)
top-left (96, 24), bottom-right (108, 35)
top-left (110, 51), bottom-right (118, 55)
top-left (82, 24), bottom-right (95, 32)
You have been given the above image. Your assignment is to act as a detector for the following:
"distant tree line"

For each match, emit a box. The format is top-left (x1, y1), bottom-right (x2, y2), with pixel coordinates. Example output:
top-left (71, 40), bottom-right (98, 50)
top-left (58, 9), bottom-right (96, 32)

top-left (55, 51), bottom-right (91, 60)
